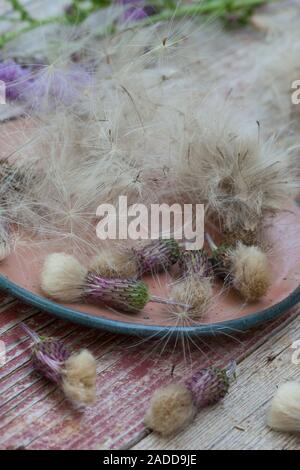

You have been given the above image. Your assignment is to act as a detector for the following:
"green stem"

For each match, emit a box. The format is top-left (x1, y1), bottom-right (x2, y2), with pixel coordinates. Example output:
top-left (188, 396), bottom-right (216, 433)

top-left (8, 0), bottom-right (36, 23)
top-left (139, 0), bottom-right (268, 26)
top-left (0, 0), bottom-right (270, 49)
top-left (0, 15), bottom-right (20, 23)
top-left (0, 15), bottom-right (66, 48)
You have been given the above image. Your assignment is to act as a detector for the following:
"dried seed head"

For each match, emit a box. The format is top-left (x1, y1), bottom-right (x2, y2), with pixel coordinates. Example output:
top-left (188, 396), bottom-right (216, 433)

top-left (267, 382), bottom-right (300, 433)
top-left (134, 239), bottom-right (181, 275)
top-left (85, 272), bottom-right (150, 312)
top-left (178, 249), bottom-right (211, 278)
top-left (185, 364), bottom-right (234, 408)
top-left (171, 276), bottom-right (213, 320)
top-left (144, 383), bottom-right (195, 437)
top-left (145, 362), bottom-right (236, 437)
top-left (62, 349), bottom-right (97, 406)
top-left (222, 227), bottom-right (260, 247)
top-left (228, 243), bottom-right (270, 302)
top-left (22, 324), bottom-right (97, 407)
top-left (90, 249), bottom-right (139, 279)
top-left (209, 236), bottom-right (270, 302)
top-left (41, 253), bottom-right (87, 302)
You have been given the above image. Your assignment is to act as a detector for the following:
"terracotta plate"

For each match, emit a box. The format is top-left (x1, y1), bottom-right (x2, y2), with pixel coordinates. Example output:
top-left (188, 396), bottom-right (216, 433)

top-left (0, 201), bottom-right (299, 337)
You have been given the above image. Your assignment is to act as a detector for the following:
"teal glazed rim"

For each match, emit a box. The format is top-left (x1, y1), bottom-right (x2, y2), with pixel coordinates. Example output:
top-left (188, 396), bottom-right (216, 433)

top-left (0, 275), bottom-right (299, 337)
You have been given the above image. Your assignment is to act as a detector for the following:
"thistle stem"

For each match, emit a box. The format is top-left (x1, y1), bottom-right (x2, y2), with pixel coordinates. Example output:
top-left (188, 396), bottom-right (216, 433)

top-left (150, 295), bottom-right (191, 309)
top-left (0, 16), bottom-right (65, 49)
top-left (20, 322), bottom-right (41, 343)
top-left (0, 0), bottom-right (269, 49)
top-left (225, 360), bottom-right (237, 381)
top-left (139, 0), bottom-right (268, 27)
top-left (8, 0), bottom-right (36, 23)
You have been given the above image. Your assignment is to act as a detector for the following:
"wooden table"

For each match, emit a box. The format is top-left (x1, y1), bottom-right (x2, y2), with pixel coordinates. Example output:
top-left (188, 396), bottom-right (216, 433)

top-left (1, 294), bottom-right (300, 450)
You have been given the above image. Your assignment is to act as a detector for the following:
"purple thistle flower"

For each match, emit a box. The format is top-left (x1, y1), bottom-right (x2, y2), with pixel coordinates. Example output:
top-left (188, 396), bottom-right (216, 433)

top-left (178, 249), bottom-right (212, 278)
top-left (0, 60), bottom-right (32, 101)
top-left (117, 0), bottom-right (144, 4)
top-left (85, 271), bottom-right (186, 312)
top-left (123, 7), bottom-right (149, 21)
top-left (85, 273), bottom-right (150, 312)
top-left (24, 64), bottom-right (92, 108)
top-left (120, 1), bottom-right (157, 23)
top-left (0, 60), bottom-right (91, 108)
top-left (133, 239), bottom-right (181, 276)
top-left (21, 323), bottom-right (70, 383)
top-left (185, 361), bottom-right (236, 408)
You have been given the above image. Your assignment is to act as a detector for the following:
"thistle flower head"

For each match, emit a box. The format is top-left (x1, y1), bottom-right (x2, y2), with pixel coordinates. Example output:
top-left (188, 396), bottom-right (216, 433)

top-left (222, 227), bottom-right (259, 247)
top-left (134, 238), bottom-right (181, 276)
top-left (144, 383), bottom-right (195, 437)
top-left (185, 361), bottom-right (236, 408)
top-left (21, 324), bottom-right (97, 406)
top-left (209, 243), bottom-right (232, 278)
top-left (90, 248), bottom-right (139, 279)
top-left (178, 249), bottom-right (211, 278)
top-left (0, 60), bottom-right (32, 100)
top-left (33, 337), bottom-right (71, 383)
top-left (24, 64), bottom-right (92, 109)
top-left (145, 361), bottom-right (236, 436)
top-left (228, 242), bottom-right (270, 302)
top-left (172, 249), bottom-right (213, 320)
top-left (41, 253), bottom-right (87, 302)
top-left (85, 272), bottom-right (150, 312)
top-left (41, 253), bottom-right (184, 313)
top-left (62, 350), bottom-right (97, 406)
top-left (171, 276), bottom-right (213, 320)
top-left (208, 234), bottom-right (270, 302)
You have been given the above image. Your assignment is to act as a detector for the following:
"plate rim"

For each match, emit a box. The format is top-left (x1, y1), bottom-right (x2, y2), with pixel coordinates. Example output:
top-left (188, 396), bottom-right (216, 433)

top-left (0, 274), bottom-right (299, 337)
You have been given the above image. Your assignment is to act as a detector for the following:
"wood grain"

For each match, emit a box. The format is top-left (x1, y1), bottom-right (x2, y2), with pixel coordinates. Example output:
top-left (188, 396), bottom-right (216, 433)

top-left (133, 308), bottom-right (300, 450)
top-left (0, 299), bottom-right (298, 449)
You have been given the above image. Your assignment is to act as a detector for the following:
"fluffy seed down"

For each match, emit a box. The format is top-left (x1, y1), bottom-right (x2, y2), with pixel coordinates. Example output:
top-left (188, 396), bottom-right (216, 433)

top-left (171, 277), bottom-right (213, 319)
top-left (90, 249), bottom-right (139, 279)
top-left (62, 349), bottom-right (97, 406)
top-left (267, 382), bottom-right (300, 433)
top-left (41, 253), bottom-right (87, 302)
top-left (229, 243), bottom-right (270, 302)
top-left (144, 384), bottom-right (195, 437)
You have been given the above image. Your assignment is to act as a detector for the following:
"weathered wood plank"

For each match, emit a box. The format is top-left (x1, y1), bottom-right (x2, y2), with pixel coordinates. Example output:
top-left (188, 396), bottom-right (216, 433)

top-left (133, 308), bottom-right (300, 450)
top-left (0, 333), bottom-right (126, 435)
top-left (0, 302), bottom-right (298, 449)
top-left (0, 309), bottom-right (292, 450)
top-left (0, 335), bottom-right (128, 449)
top-left (0, 328), bottom-right (122, 408)
top-left (0, 301), bottom-right (38, 333)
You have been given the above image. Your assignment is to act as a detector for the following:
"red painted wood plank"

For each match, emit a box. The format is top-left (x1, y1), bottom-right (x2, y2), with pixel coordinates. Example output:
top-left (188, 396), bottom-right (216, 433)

top-left (0, 321), bottom-right (126, 419)
top-left (28, 310), bottom-right (300, 450)
top-left (0, 337), bottom-right (128, 448)
top-left (0, 302), bottom-right (37, 333)
top-left (0, 331), bottom-right (124, 413)
top-left (0, 317), bottom-right (113, 400)
top-left (0, 301), bottom-right (298, 450)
